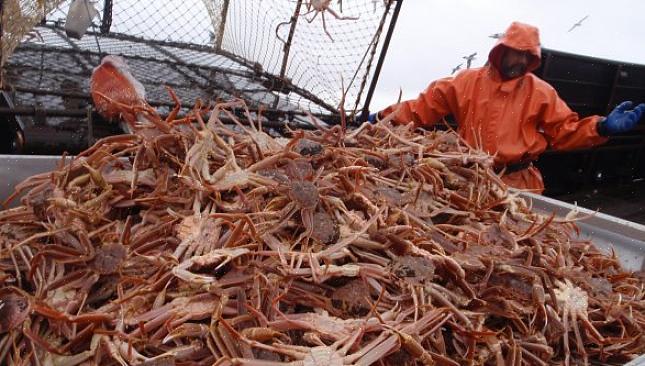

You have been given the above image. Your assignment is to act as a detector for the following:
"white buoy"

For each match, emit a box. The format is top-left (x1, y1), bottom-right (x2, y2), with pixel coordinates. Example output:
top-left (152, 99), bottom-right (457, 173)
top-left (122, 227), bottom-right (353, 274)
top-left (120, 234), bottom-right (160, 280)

top-left (65, 0), bottom-right (99, 40)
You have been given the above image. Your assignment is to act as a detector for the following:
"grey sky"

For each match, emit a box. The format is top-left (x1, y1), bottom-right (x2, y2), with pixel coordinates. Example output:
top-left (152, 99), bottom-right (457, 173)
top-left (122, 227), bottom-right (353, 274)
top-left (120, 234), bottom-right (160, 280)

top-left (370, 0), bottom-right (645, 111)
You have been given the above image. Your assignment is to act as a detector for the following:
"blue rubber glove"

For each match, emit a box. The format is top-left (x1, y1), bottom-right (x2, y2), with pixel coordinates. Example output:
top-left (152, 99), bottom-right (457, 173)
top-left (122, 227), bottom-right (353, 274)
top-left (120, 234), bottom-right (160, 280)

top-left (599, 101), bottom-right (645, 136)
top-left (367, 112), bottom-right (378, 124)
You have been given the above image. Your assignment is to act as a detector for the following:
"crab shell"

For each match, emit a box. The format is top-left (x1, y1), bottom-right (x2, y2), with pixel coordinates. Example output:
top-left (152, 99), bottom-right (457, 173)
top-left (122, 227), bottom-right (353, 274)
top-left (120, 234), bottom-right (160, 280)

top-left (0, 287), bottom-right (31, 333)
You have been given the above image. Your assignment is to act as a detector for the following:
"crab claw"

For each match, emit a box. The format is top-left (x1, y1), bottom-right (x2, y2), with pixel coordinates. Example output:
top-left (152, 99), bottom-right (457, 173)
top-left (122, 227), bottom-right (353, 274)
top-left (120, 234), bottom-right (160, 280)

top-left (163, 323), bottom-right (209, 344)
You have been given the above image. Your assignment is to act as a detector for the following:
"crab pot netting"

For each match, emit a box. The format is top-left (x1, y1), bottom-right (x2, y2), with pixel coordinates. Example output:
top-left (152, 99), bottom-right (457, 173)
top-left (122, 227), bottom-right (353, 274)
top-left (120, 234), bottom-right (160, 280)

top-left (1, 0), bottom-right (395, 122)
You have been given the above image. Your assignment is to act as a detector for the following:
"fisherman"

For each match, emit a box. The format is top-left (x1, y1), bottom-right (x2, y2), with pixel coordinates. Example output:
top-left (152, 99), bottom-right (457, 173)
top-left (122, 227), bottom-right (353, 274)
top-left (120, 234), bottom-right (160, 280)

top-left (365, 22), bottom-right (645, 193)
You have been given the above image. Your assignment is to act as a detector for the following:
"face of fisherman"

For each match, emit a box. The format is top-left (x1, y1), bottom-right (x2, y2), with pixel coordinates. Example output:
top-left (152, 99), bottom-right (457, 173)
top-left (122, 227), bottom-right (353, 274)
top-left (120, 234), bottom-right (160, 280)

top-left (501, 48), bottom-right (531, 79)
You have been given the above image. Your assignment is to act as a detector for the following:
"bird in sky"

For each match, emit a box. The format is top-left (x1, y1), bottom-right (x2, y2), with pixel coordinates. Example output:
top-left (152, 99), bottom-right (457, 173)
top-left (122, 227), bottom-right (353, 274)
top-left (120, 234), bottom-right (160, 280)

top-left (463, 52), bottom-right (477, 69)
top-left (568, 15), bottom-right (589, 32)
top-left (451, 63), bottom-right (463, 75)
top-left (489, 32), bottom-right (505, 39)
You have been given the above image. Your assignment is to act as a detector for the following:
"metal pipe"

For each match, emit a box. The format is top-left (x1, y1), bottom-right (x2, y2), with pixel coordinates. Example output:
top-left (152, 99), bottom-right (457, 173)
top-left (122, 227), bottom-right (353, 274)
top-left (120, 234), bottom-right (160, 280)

top-left (215, 0), bottom-right (230, 51)
top-left (279, 0), bottom-right (303, 79)
top-left (360, 0), bottom-right (403, 122)
top-left (100, 0), bottom-right (113, 34)
top-left (349, 3), bottom-right (391, 115)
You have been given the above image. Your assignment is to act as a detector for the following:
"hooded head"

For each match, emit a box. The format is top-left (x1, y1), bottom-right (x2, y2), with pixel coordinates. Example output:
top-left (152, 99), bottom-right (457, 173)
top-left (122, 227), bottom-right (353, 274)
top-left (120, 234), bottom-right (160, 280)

top-left (488, 22), bottom-right (541, 79)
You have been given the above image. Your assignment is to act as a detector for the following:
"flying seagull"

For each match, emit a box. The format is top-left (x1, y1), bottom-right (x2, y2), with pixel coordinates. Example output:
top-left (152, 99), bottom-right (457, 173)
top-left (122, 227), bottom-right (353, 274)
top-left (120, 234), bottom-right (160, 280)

top-left (489, 32), bottom-right (505, 39)
top-left (463, 52), bottom-right (477, 69)
top-left (568, 15), bottom-right (589, 32)
top-left (451, 63), bottom-right (463, 75)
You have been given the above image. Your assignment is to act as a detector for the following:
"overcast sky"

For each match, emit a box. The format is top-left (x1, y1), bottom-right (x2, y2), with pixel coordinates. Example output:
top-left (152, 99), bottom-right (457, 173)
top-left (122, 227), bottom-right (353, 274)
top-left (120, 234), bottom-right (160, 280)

top-left (369, 0), bottom-right (645, 111)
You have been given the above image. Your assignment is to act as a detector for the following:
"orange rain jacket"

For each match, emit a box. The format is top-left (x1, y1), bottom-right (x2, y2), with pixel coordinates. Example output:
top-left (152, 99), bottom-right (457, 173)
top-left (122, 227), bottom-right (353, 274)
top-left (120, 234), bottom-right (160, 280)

top-left (380, 22), bottom-right (607, 193)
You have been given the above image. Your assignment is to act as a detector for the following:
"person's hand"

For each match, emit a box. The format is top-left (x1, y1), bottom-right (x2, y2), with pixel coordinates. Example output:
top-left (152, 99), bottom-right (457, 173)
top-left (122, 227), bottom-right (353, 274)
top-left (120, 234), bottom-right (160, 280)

top-left (599, 101), bottom-right (645, 136)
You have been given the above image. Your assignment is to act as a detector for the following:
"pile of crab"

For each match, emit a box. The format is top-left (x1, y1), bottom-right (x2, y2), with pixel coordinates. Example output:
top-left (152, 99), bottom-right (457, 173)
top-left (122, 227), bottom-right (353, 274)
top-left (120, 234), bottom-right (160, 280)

top-left (0, 97), bottom-right (643, 366)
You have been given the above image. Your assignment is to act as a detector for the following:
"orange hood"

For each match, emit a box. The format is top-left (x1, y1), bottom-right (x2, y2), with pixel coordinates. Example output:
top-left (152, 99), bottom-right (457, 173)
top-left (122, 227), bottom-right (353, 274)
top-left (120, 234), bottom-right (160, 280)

top-left (488, 22), bottom-right (541, 74)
